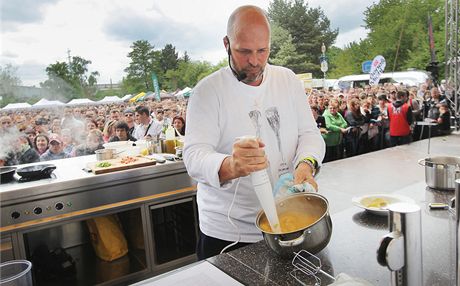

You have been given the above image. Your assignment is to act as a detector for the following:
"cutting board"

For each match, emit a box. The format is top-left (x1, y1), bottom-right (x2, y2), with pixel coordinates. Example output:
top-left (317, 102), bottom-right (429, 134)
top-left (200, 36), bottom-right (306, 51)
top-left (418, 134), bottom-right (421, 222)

top-left (87, 156), bottom-right (156, 175)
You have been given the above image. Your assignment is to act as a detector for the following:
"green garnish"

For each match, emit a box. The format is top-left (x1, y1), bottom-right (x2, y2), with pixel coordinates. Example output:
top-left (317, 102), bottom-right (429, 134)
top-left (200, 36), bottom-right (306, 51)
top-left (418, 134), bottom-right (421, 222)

top-left (96, 162), bottom-right (112, 168)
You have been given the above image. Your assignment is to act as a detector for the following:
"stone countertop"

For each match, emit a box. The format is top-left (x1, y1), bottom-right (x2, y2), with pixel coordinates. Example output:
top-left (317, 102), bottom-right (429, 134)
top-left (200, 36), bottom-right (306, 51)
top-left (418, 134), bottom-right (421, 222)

top-left (207, 133), bottom-right (459, 285)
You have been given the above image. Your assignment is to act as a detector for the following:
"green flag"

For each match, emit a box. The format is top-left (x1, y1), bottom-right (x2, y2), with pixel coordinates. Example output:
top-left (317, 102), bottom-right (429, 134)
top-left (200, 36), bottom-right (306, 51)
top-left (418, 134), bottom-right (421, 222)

top-left (151, 73), bottom-right (160, 102)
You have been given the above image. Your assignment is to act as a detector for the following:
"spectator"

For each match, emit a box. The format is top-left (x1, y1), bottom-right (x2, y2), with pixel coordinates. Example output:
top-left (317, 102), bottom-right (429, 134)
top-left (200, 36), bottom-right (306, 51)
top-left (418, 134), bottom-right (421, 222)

top-left (122, 109), bottom-right (136, 137)
top-left (40, 134), bottom-right (71, 161)
top-left (61, 128), bottom-right (76, 154)
top-left (110, 109), bottom-right (120, 121)
top-left (322, 100), bottom-right (349, 162)
top-left (16, 135), bottom-right (40, 164)
top-left (24, 127), bottom-right (37, 146)
top-left (95, 116), bottom-right (105, 131)
top-left (344, 98), bottom-right (369, 157)
top-left (102, 119), bottom-right (117, 143)
top-left (172, 116), bottom-right (186, 136)
top-left (1, 115), bottom-right (14, 131)
top-left (387, 91), bottom-right (413, 146)
top-left (86, 119), bottom-right (98, 133)
top-left (437, 104), bottom-right (451, 136)
top-left (34, 134), bottom-right (49, 156)
top-left (310, 106), bottom-right (327, 134)
top-left (133, 106), bottom-right (161, 140)
top-left (109, 121), bottom-right (137, 142)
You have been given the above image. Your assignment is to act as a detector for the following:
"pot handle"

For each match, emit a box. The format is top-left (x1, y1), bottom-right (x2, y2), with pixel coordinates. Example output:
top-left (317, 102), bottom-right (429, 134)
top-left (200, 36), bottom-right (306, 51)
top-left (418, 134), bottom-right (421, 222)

top-left (278, 230), bottom-right (308, 247)
top-left (417, 158), bottom-right (426, 166)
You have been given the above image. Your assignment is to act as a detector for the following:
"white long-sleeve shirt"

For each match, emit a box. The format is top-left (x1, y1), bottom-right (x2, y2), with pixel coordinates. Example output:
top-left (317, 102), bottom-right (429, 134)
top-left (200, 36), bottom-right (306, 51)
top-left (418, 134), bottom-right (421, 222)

top-left (183, 65), bottom-right (325, 242)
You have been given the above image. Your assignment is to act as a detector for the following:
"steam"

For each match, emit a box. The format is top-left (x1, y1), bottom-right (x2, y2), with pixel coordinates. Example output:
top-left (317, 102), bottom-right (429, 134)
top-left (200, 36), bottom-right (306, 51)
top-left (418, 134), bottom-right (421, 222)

top-left (0, 127), bottom-right (22, 161)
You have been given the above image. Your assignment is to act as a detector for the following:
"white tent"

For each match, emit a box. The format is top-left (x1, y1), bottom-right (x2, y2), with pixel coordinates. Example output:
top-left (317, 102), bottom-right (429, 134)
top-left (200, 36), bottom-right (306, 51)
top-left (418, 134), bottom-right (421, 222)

top-left (2, 102), bottom-right (32, 110)
top-left (175, 87), bottom-right (192, 97)
top-left (121, 94), bottom-right (134, 101)
top-left (32, 98), bottom-right (64, 107)
top-left (98, 96), bottom-right (122, 103)
top-left (66, 98), bottom-right (95, 105)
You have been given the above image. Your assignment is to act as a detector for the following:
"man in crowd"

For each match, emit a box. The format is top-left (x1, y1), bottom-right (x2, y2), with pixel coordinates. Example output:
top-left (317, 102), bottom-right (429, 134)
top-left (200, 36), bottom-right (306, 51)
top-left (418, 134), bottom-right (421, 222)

top-left (387, 91), bottom-right (413, 146)
top-left (40, 134), bottom-right (71, 161)
top-left (183, 5), bottom-right (324, 260)
top-left (109, 121), bottom-right (137, 142)
top-left (123, 109), bottom-right (136, 137)
top-left (133, 106), bottom-right (162, 140)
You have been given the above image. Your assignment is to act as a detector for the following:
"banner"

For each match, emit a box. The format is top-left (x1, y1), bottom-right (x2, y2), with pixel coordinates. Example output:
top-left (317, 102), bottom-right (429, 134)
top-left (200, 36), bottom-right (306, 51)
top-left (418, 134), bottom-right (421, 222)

top-left (362, 60), bottom-right (372, 73)
top-left (151, 73), bottom-right (161, 102)
top-left (369, 55), bottom-right (386, 85)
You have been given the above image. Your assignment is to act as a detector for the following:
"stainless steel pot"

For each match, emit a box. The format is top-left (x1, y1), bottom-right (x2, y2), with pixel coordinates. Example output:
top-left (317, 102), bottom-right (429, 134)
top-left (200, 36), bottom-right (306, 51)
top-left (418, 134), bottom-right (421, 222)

top-left (418, 156), bottom-right (460, 190)
top-left (95, 149), bottom-right (116, 161)
top-left (255, 193), bottom-right (332, 258)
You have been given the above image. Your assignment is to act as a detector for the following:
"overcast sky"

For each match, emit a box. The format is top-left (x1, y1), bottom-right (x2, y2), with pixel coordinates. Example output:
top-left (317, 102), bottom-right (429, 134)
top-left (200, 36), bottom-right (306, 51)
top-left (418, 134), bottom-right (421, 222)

top-left (1, 0), bottom-right (376, 86)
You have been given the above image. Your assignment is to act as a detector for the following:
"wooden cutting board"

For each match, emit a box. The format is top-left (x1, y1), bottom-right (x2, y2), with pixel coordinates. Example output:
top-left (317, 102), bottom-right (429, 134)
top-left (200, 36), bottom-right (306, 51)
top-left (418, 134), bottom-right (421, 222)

top-left (87, 156), bottom-right (156, 175)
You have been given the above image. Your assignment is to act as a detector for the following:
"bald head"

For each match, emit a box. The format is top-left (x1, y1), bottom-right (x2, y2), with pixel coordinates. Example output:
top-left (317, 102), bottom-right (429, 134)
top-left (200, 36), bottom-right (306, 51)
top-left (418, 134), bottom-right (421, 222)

top-left (226, 5), bottom-right (270, 42)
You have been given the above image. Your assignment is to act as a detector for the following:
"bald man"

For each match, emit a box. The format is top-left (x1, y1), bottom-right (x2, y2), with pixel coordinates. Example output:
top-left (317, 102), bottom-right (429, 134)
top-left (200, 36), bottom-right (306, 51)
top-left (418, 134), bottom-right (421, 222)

top-left (183, 5), bottom-right (325, 259)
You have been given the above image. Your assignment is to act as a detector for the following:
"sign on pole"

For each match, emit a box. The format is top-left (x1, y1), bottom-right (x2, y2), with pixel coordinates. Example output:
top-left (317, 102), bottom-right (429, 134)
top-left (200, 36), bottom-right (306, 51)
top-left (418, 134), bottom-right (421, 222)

top-left (362, 60), bottom-right (372, 73)
top-left (369, 55), bottom-right (386, 85)
top-left (151, 72), bottom-right (161, 102)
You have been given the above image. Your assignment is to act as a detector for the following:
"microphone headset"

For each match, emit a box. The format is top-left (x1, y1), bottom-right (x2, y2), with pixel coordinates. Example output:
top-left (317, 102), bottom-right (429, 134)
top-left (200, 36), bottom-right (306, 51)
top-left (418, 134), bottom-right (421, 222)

top-left (225, 36), bottom-right (247, 82)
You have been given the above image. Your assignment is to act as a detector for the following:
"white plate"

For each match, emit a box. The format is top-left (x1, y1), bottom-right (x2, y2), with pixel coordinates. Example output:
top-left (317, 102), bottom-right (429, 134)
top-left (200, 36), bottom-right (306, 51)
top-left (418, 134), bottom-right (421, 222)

top-left (352, 194), bottom-right (416, 216)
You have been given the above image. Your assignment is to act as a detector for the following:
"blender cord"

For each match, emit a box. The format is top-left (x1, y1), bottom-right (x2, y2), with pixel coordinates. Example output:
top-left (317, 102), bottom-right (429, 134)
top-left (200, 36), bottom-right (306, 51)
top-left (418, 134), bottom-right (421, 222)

top-left (220, 177), bottom-right (241, 254)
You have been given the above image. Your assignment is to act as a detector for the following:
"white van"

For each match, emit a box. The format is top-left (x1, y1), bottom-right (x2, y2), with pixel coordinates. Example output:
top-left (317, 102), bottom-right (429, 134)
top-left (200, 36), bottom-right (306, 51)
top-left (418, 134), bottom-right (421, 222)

top-left (333, 70), bottom-right (431, 90)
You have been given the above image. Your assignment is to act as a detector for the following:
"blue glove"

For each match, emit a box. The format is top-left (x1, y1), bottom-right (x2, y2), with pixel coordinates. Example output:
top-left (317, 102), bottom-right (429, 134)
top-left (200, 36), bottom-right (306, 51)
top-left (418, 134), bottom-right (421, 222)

top-left (273, 173), bottom-right (315, 199)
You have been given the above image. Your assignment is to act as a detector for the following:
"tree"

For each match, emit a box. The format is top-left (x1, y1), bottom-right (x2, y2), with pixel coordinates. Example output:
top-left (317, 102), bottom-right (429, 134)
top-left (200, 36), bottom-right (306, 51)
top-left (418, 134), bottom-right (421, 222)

top-left (0, 64), bottom-right (22, 107)
top-left (124, 40), bottom-right (161, 91)
top-left (160, 44), bottom-right (179, 73)
top-left (40, 56), bottom-right (99, 100)
top-left (268, 0), bottom-right (338, 75)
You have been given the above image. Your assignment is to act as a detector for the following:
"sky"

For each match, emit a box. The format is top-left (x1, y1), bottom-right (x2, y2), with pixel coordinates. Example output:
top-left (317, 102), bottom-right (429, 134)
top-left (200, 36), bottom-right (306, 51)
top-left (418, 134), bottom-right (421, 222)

top-left (1, 0), bottom-right (376, 87)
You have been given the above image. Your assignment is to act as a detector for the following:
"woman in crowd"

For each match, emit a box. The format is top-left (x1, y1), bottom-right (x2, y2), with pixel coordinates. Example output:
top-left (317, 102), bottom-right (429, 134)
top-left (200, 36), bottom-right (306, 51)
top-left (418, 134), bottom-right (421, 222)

top-left (86, 119), bottom-right (98, 133)
top-left (16, 135), bottom-right (40, 164)
top-left (96, 116), bottom-right (106, 131)
top-left (34, 134), bottom-right (50, 156)
top-left (61, 128), bottom-right (76, 154)
top-left (172, 116), bottom-right (186, 136)
top-left (344, 98), bottom-right (369, 157)
top-left (73, 129), bottom-right (104, 156)
top-left (102, 120), bottom-right (117, 143)
top-left (322, 99), bottom-right (349, 162)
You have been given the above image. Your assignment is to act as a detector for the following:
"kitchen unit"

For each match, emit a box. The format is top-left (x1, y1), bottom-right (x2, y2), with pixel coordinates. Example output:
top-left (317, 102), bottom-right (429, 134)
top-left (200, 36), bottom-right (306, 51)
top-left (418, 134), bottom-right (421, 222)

top-left (137, 133), bottom-right (460, 285)
top-left (0, 155), bottom-right (198, 285)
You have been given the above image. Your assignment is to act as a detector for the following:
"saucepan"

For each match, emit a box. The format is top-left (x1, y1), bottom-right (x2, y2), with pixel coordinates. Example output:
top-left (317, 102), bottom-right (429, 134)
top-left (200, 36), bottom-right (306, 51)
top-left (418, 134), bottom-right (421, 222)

top-left (16, 164), bottom-right (56, 179)
top-left (95, 149), bottom-right (117, 161)
top-left (0, 166), bottom-right (17, 183)
top-left (418, 156), bottom-right (460, 190)
top-left (255, 193), bottom-right (332, 258)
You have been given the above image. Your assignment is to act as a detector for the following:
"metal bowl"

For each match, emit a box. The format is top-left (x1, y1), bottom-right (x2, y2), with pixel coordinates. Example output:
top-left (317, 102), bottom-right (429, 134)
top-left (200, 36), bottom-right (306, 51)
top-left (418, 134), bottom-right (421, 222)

top-left (255, 193), bottom-right (332, 258)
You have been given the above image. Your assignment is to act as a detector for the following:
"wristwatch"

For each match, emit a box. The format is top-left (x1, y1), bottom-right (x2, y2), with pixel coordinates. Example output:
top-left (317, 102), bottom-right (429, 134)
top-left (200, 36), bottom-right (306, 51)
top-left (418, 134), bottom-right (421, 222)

top-left (295, 157), bottom-right (318, 177)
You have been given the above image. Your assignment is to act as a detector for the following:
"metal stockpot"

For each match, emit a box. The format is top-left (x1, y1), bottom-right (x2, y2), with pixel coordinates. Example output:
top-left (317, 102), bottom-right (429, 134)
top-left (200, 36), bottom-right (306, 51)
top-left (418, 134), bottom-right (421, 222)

top-left (255, 193), bottom-right (332, 258)
top-left (418, 156), bottom-right (460, 190)
top-left (95, 149), bottom-right (116, 161)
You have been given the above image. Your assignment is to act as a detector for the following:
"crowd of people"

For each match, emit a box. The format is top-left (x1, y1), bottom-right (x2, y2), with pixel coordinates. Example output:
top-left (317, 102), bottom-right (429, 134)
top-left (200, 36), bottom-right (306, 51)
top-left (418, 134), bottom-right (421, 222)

top-left (0, 79), bottom-right (452, 167)
top-left (0, 98), bottom-right (188, 166)
top-left (309, 81), bottom-right (452, 162)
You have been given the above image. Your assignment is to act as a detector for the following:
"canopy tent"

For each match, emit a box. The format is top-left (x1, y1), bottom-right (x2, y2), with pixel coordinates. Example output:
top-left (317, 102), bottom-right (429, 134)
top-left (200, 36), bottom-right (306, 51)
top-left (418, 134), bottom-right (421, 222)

top-left (137, 91), bottom-right (154, 102)
top-left (175, 87), bottom-right (192, 98)
top-left (160, 92), bottom-right (173, 99)
top-left (33, 98), bottom-right (65, 108)
top-left (66, 98), bottom-right (95, 105)
top-left (98, 96), bottom-right (122, 103)
top-left (121, 94), bottom-right (134, 101)
top-left (2, 102), bottom-right (32, 110)
top-left (129, 92), bottom-right (145, 103)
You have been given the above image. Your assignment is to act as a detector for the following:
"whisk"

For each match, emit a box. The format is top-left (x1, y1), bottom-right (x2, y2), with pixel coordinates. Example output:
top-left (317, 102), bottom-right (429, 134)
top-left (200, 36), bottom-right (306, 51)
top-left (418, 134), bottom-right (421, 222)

top-left (290, 250), bottom-right (335, 286)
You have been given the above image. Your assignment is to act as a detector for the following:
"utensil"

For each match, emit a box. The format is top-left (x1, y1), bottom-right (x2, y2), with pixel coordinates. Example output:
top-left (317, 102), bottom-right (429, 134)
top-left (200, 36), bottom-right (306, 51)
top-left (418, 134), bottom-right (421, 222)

top-left (16, 164), bottom-right (56, 179)
top-left (291, 250), bottom-right (335, 286)
top-left (0, 167), bottom-right (16, 184)
top-left (377, 202), bottom-right (422, 286)
top-left (265, 107), bottom-right (288, 174)
top-left (255, 193), bottom-right (332, 258)
top-left (352, 194), bottom-right (416, 216)
top-left (418, 156), bottom-right (460, 190)
top-left (95, 149), bottom-right (117, 161)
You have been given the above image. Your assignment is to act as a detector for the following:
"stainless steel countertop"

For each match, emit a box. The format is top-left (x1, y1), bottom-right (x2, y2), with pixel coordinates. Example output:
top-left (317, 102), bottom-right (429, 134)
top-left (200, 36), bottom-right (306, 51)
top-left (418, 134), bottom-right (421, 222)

top-left (0, 155), bottom-right (187, 204)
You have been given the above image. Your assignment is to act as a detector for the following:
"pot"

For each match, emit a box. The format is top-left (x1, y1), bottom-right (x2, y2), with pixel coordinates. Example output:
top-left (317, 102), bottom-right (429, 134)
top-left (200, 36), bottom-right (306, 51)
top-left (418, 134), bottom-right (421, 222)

top-left (95, 149), bottom-right (116, 161)
top-left (418, 156), bottom-right (460, 190)
top-left (255, 193), bottom-right (332, 258)
top-left (0, 166), bottom-right (16, 183)
top-left (16, 164), bottom-right (56, 179)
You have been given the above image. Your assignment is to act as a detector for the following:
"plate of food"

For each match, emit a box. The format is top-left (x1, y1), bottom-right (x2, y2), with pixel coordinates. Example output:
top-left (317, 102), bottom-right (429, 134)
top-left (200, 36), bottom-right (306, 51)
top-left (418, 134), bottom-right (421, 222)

top-left (352, 194), bottom-right (416, 215)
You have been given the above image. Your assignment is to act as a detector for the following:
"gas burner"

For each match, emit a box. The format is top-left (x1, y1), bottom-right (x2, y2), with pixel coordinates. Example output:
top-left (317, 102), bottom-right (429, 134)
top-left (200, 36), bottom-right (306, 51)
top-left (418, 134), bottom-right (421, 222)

top-left (18, 173), bottom-right (56, 183)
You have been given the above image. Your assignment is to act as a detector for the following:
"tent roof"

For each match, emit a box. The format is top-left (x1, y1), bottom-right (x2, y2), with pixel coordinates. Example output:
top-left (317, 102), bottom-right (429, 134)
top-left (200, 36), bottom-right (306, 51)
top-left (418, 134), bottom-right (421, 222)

top-left (121, 94), bottom-right (133, 101)
top-left (99, 96), bottom-right (122, 103)
top-left (175, 87), bottom-right (193, 97)
top-left (67, 98), bottom-right (95, 105)
top-left (32, 99), bottom-right (65, 107)
top-left (2, 102), bottom-right (32, 110)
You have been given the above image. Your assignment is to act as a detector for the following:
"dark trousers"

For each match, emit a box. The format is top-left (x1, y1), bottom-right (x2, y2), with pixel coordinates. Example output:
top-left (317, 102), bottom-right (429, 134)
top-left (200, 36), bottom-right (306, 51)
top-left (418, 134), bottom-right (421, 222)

top-left (390, 135), bottom-right (412, 147)
top-left (197, 229), bottom-right (252, 260)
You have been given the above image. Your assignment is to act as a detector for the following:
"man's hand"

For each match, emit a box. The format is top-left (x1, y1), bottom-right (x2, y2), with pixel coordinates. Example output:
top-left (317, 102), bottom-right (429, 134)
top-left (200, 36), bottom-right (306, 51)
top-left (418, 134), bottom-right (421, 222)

top-left (219, 137), bottom-right (268, 182)
top-left (293, 162), bottom-right (318, 191)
